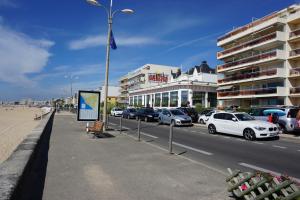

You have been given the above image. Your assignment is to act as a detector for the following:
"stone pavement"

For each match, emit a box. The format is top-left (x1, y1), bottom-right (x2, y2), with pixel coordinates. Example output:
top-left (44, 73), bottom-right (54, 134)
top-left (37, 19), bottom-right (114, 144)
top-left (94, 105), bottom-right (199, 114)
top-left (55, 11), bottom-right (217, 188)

top-left (42, 114), bottom-right (232, 200)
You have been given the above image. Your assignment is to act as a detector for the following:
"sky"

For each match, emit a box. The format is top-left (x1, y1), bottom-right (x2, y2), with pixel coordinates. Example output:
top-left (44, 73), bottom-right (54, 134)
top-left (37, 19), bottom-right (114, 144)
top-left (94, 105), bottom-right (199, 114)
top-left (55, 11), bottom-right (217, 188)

top-left (0, 0), bottom-right (297, 101)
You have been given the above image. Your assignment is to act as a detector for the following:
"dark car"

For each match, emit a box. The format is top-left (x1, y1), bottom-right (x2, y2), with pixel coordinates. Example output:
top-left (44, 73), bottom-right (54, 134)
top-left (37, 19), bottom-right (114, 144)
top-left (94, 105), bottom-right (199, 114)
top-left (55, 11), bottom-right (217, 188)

top-left (135, 108), bottom-right (159, 122)
top-left (122, 108), bottom-right (137, 119)
top-left (177, 107), bottom-right (199, 122)
top-left (199, 109), bottom-right (213, 116)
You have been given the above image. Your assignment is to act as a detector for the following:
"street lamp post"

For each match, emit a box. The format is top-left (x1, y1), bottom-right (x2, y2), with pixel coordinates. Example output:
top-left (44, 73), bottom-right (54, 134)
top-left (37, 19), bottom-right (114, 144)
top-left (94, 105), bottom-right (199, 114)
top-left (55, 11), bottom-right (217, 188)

top-left (86, 0), bottom-right (133, 131)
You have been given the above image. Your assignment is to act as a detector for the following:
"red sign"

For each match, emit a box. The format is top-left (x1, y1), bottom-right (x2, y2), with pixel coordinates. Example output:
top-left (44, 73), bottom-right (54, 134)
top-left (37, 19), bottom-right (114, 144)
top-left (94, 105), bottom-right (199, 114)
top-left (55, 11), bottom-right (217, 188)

top-left (148, 73), bottom-right (168, 83)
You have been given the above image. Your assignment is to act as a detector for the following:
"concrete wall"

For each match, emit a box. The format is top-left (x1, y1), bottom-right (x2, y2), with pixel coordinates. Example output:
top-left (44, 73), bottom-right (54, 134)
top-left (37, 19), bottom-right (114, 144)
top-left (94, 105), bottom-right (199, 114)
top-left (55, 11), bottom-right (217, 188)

top-left (0, 111), bottom-right (55, 200)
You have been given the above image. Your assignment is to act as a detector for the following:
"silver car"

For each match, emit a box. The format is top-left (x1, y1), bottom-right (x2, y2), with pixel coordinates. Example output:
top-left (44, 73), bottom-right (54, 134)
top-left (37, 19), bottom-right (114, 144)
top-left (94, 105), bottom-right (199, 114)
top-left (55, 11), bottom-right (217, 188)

top-left (158, 109), bottom-right (193, 126)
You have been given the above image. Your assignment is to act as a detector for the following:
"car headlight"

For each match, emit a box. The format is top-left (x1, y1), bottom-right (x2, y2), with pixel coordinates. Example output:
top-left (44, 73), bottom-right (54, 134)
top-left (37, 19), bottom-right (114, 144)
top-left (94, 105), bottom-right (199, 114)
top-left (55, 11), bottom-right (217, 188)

top-left (175, 119), bottom-right (181, 122)
top-left (254, 127), bottom-right (266, 131)
top-left (147, 115), bottom-right (153, 117)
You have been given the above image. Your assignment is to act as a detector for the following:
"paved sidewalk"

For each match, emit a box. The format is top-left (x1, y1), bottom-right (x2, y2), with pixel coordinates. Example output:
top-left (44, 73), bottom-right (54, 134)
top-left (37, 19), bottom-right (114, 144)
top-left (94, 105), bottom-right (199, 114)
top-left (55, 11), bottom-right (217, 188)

top-left (42, 115), bottom-right (232, 200)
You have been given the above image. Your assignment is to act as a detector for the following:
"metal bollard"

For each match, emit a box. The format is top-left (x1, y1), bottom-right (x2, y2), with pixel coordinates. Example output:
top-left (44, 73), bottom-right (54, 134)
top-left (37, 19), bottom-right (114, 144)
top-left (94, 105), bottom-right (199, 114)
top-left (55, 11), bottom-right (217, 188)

top-left (119, 116), bottom-right (122, 134)
top-left (169, 124), bottom-right (174, 154)
top-left (138, 119), bottom-right (141, 141)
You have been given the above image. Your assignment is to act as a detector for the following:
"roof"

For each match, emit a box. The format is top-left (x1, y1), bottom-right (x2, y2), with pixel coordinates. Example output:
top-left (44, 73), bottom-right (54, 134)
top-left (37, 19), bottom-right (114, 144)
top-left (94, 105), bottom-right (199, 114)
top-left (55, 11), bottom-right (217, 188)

top-left (186, 61), bottom-right (216, 75)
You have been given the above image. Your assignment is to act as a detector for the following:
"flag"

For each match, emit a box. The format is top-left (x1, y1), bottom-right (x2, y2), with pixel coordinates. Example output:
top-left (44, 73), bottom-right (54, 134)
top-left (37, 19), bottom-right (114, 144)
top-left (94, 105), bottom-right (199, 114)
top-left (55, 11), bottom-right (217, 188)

top-left (110, 30), bottom-right (117, 50)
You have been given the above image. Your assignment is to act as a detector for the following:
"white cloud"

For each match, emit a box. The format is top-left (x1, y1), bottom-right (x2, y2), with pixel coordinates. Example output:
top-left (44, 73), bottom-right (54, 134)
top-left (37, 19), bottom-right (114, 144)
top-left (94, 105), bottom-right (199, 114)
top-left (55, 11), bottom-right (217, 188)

top-left (0, 0), bottom-right (18, 8)
top-left (69, 34), bottom-right (163, 50)
top-left (0, 24), bottom-right (54, 86)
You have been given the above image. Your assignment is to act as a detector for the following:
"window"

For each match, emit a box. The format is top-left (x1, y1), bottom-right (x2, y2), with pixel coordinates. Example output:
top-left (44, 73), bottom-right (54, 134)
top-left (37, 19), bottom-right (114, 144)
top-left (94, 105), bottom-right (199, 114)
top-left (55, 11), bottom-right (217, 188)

top-left (162, 92), bottom-right (169, 107)
top-left (138, 96), bottom-right (143, 106)
top-left (181, 90), bottom-right (188, 107)
top-left (129, 97), bottom-right (133, 106)
top-left (208, 92), bottom-right (217, 107)
top-left (170, 91), bottom-right (178, 107)
top-left (146, 95), bottom-right (150, 107)
top-left (162, 109), bottom-right (170, 115)
top-left (155, 93), bottom-right (161, 107)
top-left (192, 91), bottom-right (205, 105)
top-left (134, 96), bottom-right (138, 106)
top-left (224, 113), bottom-right (234, 120)
top-left (214, 113), bottom-right (225, 119)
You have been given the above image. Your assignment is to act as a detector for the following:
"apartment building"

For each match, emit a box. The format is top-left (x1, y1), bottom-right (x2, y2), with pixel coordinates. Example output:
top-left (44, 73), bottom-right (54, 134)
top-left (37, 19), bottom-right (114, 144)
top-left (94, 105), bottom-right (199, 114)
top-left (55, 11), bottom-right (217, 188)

top-left (118, 64), bottom-right (179, 105)
top-left (217, 4), bottom-right (300, 108)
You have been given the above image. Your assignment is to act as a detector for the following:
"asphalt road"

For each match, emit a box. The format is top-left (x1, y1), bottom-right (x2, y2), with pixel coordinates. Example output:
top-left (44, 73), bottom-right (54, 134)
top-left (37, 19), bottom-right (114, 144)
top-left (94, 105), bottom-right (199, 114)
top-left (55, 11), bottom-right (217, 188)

top-left (108, 116), bottom-right (300, 181)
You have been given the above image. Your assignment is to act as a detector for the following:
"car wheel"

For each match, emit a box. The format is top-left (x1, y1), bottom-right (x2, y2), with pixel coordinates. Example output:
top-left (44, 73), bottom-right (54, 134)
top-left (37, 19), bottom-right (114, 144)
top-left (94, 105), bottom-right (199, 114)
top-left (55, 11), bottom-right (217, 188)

top-left (244, 128), bottom-right (256, 141)
top-left (208, 124), bottom-right (216, 134)
top-left (145, 117), bottom-right (148, 122)
top-left (199, 119), bottom-right (204, 124)
top-left (278, 124), bottom-right (286, 134)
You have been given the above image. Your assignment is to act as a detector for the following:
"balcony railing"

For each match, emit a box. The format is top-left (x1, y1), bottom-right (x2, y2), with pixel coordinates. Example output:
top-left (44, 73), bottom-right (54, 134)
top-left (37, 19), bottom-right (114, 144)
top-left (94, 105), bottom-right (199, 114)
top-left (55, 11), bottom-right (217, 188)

top-left (290, 67), bottom-right (300, 76)
top-left (289, 28), bottom-right (300, 39)
top-left (218, 68), bottom-right (277, 84)
top-left (218, 87), bottom-right (277, 97)
top-left (290, 87), bottom-right (300, 94)
top-left (218, 50), bottom-right (277, 71)
top-left (217, 12), bottom-right (278, 42)
top-left (289, 48), bottom-right (300, 57)
top-left (217, 32), bottom-right (277, 58)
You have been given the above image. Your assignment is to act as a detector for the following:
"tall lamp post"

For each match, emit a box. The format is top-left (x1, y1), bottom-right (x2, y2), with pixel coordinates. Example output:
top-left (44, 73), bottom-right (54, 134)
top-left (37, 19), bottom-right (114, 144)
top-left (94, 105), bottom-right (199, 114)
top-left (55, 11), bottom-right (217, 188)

top-left (86, 0), bottom-right (134, 131)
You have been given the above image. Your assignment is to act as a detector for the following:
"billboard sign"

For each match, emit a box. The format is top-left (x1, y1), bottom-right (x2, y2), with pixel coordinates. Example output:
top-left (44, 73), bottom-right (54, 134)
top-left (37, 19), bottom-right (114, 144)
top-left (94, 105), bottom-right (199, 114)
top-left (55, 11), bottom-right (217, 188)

top-left (148, 73), bottom-right (168, 83)
top-left (77, 90), bottom-right (100, 121)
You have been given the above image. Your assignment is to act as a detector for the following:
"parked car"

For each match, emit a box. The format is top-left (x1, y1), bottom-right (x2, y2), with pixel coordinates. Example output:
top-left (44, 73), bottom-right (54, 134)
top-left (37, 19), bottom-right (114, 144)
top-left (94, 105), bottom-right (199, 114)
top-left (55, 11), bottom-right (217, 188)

top-left (158, 109), bottom-right (193, 126)
top-left (199, 109), bottom-right (213, 116)
top-left (198, 110), bottom-right (216, 124)
top-left (110, 107), bottom-right (123, 117)
top-left (249, 106), bottom-right (300, 132)
top-left (177, 107), bottom-right (199, 122)
top-left (206, 112), bottom-right (279, 140)
top-left (122, 108), bottom-right (137, 119)
top-left (135, 108), bottom-right (159, 122)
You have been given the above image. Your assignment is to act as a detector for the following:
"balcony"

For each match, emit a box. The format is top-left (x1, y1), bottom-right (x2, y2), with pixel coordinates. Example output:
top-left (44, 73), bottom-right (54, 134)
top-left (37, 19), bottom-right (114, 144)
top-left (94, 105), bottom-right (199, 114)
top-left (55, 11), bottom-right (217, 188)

top-left (218, 68), bottom-right (285, 85)
top-left (289, 48), bottom-right (300, 60)
top-left (217, 32), bottom-right (285, 59)
top-left (289, 28), bottom-right (300, 42)
top-left (217, 13), bottom-right (285, 46)
top-left (289, 67), bottom-right (300, 78)
top-left (218, 87), bottom-right (287, 100)
top-left (290, 87), bottom-right (300, 97)
top-left (217, 50), bottom-right (285, 72)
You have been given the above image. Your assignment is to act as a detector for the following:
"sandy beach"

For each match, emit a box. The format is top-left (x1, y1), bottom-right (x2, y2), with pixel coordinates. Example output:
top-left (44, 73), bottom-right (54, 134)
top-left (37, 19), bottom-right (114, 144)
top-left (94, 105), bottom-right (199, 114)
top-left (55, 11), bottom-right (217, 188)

top-left (0, 106), bottom-right (42, 163)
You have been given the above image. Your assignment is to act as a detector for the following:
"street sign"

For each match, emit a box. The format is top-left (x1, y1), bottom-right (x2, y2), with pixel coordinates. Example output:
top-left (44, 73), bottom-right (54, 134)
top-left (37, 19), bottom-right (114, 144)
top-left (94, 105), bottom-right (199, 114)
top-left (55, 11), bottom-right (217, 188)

top-left (77, 90), bottom-right (101, 121)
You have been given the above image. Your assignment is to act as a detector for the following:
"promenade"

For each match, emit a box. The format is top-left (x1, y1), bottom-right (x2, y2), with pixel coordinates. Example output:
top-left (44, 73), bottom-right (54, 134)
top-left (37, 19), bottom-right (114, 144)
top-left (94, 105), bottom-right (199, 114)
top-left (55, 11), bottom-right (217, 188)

top-left (42, 113), bottom-right (232, 200)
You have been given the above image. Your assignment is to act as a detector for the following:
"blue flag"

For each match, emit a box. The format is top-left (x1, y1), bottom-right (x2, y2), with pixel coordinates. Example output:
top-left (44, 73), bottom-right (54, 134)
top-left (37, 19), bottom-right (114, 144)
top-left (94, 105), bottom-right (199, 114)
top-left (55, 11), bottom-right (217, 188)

top-left (110, 30), bottom-right (117, 50)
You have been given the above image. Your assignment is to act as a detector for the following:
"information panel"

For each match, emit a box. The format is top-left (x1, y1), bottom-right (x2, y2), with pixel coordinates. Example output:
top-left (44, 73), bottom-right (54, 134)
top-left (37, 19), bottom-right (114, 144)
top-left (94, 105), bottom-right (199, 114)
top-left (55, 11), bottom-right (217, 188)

top-left (77, 90), bottom-right (100, 121)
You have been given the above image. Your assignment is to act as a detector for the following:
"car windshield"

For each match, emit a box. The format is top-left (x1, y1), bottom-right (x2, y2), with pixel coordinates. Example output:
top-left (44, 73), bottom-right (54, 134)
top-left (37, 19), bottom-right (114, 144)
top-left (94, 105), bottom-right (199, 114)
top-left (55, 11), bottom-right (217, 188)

top-left (234, 113), bottom-right (255, 121)
top-left (145, 109), bottom-right (154, 114)
top-left (288, 108), bottom-right (300, 118)
top-left (170, 110), bottom-right (184, 116)
top-left (115, 108), bottom-right (122, 111)
top-left (128, 109), bottom-right (136, 112)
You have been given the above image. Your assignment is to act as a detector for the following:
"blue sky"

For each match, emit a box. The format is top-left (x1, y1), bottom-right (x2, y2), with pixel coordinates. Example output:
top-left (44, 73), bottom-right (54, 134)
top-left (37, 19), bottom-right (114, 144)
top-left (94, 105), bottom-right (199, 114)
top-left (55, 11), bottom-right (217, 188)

top-left (0, 0), bottom-right (296, 100)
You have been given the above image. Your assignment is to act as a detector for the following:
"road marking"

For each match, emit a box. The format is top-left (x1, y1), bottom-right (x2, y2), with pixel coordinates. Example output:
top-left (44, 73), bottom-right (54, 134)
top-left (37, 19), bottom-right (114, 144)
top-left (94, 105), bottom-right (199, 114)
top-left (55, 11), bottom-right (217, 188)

top-left (172, 142), bottom-right (213, 156)
top-left (223, 136), bottom-right (231, 139)
top-left (110, 122), bottom-right (117, 126)
top-left (272, 145), bottom-right (287, 149)
top-left (141, 132), bottom-right (158, 139)
top-left (253, 141), bottom-right (264, 145)
top-left (239, 162), bottom-right (300, 183)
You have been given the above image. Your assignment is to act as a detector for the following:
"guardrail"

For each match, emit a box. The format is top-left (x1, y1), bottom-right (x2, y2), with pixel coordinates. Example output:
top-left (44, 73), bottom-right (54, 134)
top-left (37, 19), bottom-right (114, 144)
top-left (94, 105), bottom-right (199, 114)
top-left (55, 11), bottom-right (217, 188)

top-left (0, 111), bottom-right (55, 200)
top-left (226, 168), bottom-right (300, 200)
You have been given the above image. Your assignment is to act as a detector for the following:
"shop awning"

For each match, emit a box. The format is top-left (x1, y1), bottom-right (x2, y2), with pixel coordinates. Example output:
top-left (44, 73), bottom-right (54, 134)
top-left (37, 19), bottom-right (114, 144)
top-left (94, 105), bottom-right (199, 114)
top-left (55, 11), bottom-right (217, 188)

top-left (216, 85), bottom-right (233, 91)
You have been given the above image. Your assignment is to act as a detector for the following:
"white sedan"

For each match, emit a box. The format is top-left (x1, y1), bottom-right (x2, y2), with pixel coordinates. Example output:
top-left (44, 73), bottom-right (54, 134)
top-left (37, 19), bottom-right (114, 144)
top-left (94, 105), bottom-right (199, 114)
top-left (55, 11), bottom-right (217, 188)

top-left (206, 112), bottom-right (279, 140)
top-left (111, 108), bottom-right (123, 117)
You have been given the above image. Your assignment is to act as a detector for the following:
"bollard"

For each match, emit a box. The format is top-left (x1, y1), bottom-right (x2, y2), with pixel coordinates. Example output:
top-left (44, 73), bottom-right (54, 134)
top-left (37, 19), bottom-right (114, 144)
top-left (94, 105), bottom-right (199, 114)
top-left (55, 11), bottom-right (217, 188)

top-left (169, 124), bottom-right (174, 154)
top-left (119, 116), bottom-right (122, 134)
top-left (138, 119), bottom-right (141, 141)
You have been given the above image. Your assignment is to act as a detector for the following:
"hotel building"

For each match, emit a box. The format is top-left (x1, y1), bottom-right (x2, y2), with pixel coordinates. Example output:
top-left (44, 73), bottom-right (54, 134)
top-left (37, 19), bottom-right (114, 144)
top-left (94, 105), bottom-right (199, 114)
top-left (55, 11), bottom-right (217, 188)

top-left (127, 61), bottom-right (218, 108)
top-left (118, 64), bottom-right (179, 105)
top-left (217, 4), bottom-right (300, 107)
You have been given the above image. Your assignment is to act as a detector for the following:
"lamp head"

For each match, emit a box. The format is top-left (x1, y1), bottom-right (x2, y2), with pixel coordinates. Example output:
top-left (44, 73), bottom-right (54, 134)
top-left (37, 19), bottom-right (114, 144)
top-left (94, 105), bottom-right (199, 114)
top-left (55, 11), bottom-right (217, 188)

top-left (86, 0), bottom-right (101, 7)
top-left (121, 9), bottom-right (134, 14)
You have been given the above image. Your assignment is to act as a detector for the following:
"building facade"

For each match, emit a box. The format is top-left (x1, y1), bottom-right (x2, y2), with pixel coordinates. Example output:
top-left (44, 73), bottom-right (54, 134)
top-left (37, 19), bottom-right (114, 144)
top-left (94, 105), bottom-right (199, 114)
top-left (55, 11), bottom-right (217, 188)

top-left (217, 4), bottom-right (300, 108)
top-left (99, 86), bottom-right (120, 104)
top-left (118, 64), bottom-right (179, 104)
top-left (128, 61), bottom-right (218, 108)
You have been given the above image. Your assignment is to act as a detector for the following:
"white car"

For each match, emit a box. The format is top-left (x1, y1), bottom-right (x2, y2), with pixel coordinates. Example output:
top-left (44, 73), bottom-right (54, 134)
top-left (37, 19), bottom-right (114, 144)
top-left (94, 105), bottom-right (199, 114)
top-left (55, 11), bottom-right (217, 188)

top-left (198, 110), bottom-right (216, 124)
top-left (111, 108), bottom-right (123, 117)
top-left (206, 112), bottom-right (279, 140)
